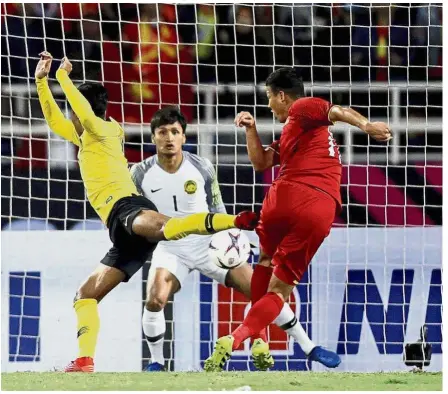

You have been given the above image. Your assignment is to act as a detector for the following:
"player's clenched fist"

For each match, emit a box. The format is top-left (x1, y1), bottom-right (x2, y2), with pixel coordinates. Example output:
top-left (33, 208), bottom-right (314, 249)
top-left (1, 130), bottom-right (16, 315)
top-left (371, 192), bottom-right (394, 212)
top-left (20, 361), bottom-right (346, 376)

top-left (365, 122), bottom-right (392, 142)
top-left (35, 51), bottom-right (53, 79)
top-left (59, 57), bottom-right (73, 75)
top-left (235, 111), bottom-right (255, 129)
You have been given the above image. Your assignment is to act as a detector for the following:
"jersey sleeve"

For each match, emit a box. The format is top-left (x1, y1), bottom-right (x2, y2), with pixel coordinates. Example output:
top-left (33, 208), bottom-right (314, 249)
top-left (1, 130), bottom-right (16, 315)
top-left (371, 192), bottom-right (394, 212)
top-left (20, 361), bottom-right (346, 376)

top-left (265, 140), bottom-right (280, 166)
top-left (35, 77), bottom-right (80, 146)
top-left (129, 162), bottom-right (145, 195)
top-left (56, 69), bottom-right (112, 139)
top-left (290, 97), bottom-right (333, 131)
top-left (204, 159), bottom-right (226, 214)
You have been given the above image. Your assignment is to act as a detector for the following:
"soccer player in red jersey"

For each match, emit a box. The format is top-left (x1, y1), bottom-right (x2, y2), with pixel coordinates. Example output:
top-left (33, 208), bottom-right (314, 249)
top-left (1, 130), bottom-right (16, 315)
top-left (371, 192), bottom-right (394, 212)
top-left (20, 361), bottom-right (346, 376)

top-left (205, 68), bottom-right (392, 371)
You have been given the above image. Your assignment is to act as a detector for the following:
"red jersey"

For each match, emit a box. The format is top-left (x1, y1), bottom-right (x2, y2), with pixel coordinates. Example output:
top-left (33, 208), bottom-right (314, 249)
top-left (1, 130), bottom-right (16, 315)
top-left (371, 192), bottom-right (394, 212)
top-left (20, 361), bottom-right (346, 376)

top-left (267, 97), bottom-right (342, 210)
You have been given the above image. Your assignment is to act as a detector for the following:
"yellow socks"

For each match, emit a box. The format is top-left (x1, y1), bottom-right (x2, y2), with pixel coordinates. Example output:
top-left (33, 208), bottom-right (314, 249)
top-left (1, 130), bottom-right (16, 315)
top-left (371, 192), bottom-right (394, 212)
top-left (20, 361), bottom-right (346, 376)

top-left (74, 299), bottom-right (100, 358)
top-left (163, 213), bottom-right (236, 240)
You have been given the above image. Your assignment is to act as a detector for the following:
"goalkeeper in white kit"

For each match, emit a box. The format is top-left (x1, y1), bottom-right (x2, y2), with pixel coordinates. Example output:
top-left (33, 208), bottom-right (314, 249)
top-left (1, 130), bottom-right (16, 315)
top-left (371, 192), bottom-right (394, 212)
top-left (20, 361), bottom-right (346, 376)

top-left (131, 106), bottom-right (340, 371)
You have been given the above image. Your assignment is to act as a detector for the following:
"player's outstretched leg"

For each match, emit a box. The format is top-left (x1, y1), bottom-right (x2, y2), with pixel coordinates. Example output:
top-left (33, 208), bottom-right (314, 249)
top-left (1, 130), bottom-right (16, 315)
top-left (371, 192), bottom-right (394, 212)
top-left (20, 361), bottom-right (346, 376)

top-left (162, 211), bottom-right (258, 240)
top-left (64, 264), bottom-right (125, 373)
top-left (132, 210), bottom-right (258, 242)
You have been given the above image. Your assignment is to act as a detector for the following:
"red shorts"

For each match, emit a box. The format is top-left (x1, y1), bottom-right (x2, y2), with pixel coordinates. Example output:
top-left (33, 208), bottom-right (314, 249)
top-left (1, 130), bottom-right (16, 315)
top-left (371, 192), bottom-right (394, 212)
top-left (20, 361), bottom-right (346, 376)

top-left (256, 181), bottom-right (336, 286)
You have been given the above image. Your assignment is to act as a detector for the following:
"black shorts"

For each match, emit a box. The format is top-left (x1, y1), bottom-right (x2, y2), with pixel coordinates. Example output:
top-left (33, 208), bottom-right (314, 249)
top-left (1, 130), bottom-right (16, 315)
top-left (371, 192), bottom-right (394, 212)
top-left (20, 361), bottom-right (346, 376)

top-left (101, 195), bottom-right (158, 282)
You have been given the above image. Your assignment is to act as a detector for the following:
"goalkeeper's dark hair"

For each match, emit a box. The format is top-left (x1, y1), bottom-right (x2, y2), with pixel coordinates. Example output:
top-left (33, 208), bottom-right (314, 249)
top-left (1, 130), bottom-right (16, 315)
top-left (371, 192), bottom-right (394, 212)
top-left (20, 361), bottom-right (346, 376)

top-left (151, 106), bottom-right (187, 134)
top-left (77, 82), bottom-right (108, 118)
top-left (266, 67), bottom-right (305, 99)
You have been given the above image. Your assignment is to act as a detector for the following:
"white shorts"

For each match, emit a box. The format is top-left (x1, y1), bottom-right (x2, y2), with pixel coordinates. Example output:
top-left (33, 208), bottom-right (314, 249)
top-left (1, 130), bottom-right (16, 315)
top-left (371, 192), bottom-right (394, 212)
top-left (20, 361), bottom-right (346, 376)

top-left (149, 236), bottom-right (228, 287)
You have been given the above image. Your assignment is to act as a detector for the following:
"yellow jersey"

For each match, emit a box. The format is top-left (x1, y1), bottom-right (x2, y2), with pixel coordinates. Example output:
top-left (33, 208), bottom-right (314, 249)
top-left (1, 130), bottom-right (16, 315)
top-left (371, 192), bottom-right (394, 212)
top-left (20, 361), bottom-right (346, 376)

top-left (36, 69), bottom-right (138, 224)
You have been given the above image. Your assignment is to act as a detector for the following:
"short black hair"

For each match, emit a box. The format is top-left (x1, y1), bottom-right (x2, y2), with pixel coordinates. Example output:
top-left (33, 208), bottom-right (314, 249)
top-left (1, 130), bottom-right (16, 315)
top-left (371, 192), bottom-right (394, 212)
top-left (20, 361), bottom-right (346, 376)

top-left (265, 68), bottom-right (305, 99)
top-left (150, 106), bottom-right (187, 134)
top-left (77, 82), bottom-right (108, 118)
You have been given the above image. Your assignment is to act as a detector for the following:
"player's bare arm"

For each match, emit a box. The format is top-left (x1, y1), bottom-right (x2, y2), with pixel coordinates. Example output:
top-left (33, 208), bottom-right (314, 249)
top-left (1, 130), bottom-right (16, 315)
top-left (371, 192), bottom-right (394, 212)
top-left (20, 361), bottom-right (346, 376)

top-left (235, 111), bottom-right (276, 171)
top-left (328, 106), bottom-right (392, 142)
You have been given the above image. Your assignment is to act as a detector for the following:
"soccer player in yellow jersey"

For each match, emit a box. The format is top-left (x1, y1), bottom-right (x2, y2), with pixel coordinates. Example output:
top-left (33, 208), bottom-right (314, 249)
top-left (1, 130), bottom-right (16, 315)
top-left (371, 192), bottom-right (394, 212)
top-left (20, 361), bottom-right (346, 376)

top-left (35, 52), bottom-right (257, 372)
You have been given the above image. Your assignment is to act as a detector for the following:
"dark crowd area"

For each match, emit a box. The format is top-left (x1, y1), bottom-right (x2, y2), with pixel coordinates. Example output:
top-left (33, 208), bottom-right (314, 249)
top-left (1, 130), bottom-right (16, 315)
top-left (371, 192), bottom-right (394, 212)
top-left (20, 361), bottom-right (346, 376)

top-left (1, 3), bottom-right (442, 123)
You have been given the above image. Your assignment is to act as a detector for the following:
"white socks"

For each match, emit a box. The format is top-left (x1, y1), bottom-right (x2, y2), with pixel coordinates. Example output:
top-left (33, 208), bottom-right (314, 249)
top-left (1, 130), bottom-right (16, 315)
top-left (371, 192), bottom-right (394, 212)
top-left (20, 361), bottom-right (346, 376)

top-left (274, 303), bottom-right (315, 355)
top-left (142, 308), bottom-right (166, 365)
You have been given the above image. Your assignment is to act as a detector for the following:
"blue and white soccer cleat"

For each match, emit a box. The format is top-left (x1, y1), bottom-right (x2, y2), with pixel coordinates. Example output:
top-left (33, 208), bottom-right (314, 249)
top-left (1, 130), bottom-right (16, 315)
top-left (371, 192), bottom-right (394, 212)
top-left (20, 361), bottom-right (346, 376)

top-left (144, 362), bottom-right (165, 372)
top-left (307, 346), bottom-right (341, 368)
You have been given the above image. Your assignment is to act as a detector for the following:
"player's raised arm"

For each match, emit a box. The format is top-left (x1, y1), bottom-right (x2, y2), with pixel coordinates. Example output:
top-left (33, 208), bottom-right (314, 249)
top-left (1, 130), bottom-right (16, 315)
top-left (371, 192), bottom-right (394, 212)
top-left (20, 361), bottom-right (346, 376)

top-left (235, 111), bottom-right (277, 172)
top-left (35, 52), bottom-right (80, 146)
top-left (329, 105), bottom-right (392, 142)
top-left (55, 57), bottom-right (109, 138)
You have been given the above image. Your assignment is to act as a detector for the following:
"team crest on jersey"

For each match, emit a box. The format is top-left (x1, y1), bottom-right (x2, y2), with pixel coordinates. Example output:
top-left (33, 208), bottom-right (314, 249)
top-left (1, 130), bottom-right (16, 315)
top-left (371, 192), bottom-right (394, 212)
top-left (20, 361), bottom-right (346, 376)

top-left (184, 180), bottom-right (197, 194)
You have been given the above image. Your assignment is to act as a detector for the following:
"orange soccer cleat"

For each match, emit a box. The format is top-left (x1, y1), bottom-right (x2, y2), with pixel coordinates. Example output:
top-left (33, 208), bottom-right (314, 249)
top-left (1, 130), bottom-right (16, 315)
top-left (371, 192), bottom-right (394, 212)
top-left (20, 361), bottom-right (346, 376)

top-left (64, 356), bottom-right (94, 373)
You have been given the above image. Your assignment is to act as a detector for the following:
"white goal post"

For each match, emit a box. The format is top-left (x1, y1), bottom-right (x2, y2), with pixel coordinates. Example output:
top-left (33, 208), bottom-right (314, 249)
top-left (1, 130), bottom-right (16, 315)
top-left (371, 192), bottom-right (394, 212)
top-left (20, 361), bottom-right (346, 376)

top-left (1, 3), bottom-right (442, 373)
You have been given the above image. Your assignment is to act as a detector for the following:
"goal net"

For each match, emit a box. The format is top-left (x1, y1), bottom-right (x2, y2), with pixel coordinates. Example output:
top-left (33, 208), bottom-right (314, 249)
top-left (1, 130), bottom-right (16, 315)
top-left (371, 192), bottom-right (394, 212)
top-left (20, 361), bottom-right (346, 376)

top-left (1, 3), bottom-right (442, 372)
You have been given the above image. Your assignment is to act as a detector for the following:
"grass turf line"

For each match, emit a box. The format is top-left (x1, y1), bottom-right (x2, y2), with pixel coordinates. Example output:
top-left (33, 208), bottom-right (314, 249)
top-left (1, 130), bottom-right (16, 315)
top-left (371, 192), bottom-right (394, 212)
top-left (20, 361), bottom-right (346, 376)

top-left (1, 372), bottom-right (442, 391)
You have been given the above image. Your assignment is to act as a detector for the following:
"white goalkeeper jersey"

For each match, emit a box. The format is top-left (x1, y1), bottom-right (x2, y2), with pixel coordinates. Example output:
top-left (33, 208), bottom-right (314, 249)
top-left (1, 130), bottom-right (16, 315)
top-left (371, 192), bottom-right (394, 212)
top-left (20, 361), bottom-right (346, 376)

top-left (130, 151), bottom-right (226, 248)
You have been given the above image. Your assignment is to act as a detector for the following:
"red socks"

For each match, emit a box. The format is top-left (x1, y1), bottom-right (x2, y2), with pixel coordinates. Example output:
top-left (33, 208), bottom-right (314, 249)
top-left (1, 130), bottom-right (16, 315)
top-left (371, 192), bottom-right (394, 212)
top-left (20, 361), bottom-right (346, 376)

top-left (250, 264), bottom-right (273, 343)
top-left (232, 292), bottom-right (284, 350)
top-left (251, 264), bottom-right (273, 304)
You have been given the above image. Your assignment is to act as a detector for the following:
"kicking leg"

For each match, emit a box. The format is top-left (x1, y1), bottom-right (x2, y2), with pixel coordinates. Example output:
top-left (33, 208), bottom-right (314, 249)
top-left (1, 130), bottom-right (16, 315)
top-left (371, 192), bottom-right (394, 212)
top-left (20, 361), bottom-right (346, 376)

top-left (132, 210), bottom-right (258, 243)
top-left (65, 264), bottom-right (125, 372)
top-left (143, 267), bottom-right (180, 371)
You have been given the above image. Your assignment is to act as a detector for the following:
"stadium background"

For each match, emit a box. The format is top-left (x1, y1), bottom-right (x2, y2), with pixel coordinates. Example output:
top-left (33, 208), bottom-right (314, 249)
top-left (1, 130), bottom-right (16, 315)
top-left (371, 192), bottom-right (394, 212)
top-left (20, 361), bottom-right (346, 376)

top-left (1, 3), bottom-right (442, 372)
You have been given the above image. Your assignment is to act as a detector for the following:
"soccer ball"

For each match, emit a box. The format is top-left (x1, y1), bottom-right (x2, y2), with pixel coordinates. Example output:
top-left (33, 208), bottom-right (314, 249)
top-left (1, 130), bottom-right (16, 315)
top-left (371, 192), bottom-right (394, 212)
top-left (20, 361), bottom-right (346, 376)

top-left (208, 229), bottom-right (251, 269)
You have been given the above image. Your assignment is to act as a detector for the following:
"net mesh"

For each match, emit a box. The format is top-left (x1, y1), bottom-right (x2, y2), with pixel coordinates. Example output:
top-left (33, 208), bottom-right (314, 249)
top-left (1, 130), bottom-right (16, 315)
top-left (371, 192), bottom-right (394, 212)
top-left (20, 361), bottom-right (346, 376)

top-left (1, 3), bottom-right (442, 371)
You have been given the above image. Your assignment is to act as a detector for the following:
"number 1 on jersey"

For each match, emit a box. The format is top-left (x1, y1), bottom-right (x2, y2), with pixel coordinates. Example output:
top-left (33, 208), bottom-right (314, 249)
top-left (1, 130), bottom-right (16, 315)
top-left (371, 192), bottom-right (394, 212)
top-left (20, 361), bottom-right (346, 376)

top-left (173, 195), bottom-right (178, 211)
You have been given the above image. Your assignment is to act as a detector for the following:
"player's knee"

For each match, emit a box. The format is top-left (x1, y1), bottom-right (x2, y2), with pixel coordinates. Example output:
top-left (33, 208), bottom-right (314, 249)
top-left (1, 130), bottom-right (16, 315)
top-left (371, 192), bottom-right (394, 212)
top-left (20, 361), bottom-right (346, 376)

top-left (268, 285), bottom-right (290, 303)
top-left (145, 295), bottom-right (167, 312)
top-left (268, 274), bottom-right (294, 302)
top-left (131, 211), bottom-right (149, 235)
top-left (132, 210), bottom-right (167, 241)
top-left (76, 269), bottom-right (114, 303)
top-left (76, 282), bottom-right (101, 302)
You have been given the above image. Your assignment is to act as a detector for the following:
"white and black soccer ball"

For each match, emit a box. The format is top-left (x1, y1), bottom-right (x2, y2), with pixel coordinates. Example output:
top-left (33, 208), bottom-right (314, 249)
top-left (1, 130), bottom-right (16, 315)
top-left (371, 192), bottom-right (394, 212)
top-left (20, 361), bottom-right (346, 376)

top-left (208, 229), bottom-right (251, 269)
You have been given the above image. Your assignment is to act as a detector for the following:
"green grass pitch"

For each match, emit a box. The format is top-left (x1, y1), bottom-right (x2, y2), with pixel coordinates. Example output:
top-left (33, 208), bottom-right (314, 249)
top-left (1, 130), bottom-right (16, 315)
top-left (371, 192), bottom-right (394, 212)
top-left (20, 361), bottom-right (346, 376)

top-left (1, 371), bottom-right (442, 391)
